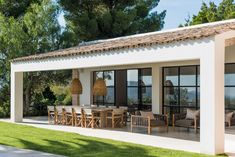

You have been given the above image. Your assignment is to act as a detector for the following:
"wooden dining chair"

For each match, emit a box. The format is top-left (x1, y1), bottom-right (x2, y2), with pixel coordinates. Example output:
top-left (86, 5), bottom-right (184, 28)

top-left (73, 107), bottom-right (83, 127)
top-left (55, 106), bottom-right (65, 125)
top-left (106, 108), bottom-right (124, 128)
top-left (47, 106), bottom-right (55, 124)
top-left (64, 106), bottom-right (73, 126)
top-left (119, 106), bottom-right (128, 126)
top-left (82, 108), bottom-right (100, 128)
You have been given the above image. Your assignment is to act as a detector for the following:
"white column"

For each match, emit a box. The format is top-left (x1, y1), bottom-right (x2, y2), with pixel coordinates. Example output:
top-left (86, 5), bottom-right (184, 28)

top-left (11, 71), bottom-right (23, 122)
top-left (152, 64), bottom-right (162, 114)
top-left (72, 69), bottom-right (79, 106)
top-left (200, 37), bottom-right (225, 155)
top-left (80, 69), bottom-right (91, 105)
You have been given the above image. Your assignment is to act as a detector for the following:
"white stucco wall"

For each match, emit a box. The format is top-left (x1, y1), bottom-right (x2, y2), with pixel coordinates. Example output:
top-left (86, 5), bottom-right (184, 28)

top-left (11, 37), bottom-right (213, 72)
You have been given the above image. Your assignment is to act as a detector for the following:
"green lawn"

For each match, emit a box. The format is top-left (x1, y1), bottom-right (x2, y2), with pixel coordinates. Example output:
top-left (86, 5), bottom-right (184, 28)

top-left (0, 121), bottom-right (226, 157)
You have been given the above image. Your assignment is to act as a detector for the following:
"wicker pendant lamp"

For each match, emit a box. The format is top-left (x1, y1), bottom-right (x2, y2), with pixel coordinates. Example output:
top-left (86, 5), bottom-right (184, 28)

top-left (93, 78), bottom-right (107, 96)
top-left (70, 78), bottom-right (83, 94)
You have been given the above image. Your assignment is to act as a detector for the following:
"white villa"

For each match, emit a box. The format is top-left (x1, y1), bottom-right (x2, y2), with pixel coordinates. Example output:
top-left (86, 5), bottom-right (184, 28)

top-left (10, 19), bottom-right (235, 155)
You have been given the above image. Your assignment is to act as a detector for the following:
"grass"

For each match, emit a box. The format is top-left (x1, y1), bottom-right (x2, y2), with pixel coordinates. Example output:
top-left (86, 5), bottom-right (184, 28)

top-left (0, 121), bottom-right (226, 157)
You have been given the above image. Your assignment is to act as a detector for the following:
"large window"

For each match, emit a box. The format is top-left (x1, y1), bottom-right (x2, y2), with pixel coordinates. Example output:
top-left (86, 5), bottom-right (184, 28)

top-left (163, 66), bottom-right (200, 115)
top-left (127, 68), bottom-right (152, 110)
top-left (127, 70), bottom-right (139, 105)
top-left (225, 64), bottom-right (235, 110)
top-left (93, 68), bottom-right (152, 109)
top-left (93, 71), bottom-right (115, 106)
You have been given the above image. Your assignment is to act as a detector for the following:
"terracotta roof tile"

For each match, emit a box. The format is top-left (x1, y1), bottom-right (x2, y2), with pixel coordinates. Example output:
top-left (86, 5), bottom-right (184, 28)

top-left (12, 20), bottom-right (235, 62)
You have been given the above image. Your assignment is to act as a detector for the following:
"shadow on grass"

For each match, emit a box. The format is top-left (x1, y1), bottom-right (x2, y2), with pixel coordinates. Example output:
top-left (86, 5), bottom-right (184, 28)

top-left (0, 136), bottom-right (156, 157)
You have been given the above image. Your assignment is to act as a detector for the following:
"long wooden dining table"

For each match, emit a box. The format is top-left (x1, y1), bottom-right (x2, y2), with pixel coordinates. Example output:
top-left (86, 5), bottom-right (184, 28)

top-left (91, 107), bottom-right (113, 128)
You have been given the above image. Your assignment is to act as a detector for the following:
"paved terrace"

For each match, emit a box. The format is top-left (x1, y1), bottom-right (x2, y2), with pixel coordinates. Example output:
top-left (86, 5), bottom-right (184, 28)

top-left (1, 117), bottom-right (235, 156)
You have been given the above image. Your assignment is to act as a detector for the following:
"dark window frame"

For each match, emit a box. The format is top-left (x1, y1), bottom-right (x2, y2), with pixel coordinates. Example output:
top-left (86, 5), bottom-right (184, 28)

top-left (126, 68), bottom-right (152, 110)
top-left (93, 68), bottom-right (152, 109)
top-left (93, 70), bottom-right (116, 106)
top-left (162, 65), bottom-right (200, 115)
top-left (225, 63), bottom-right (235, 110)
top-left (162, 63), bottom-right (235, 114)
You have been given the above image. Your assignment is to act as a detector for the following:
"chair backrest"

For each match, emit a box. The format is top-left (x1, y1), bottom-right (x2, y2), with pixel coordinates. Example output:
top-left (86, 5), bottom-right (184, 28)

top-left (64, 106), bottom-right (72, 113)
top-left (108, 106), bottom-right (116, 109)
top-left (55, 106), bottom-right (64, 113)
top-left (47, 106), bottom-right (54, 111)
top-left (81, 104), bottom-right (90, 107)
top-left (113, 108), bottom-right (124, 115)
top-left (73, 106), bottom-right (82, 114)
top-left (119, 106), bottom-right (128, 110)
top-left (91, 104), bottom-right (97, 108)
top-left (140, 111), bottom-right (154, 119)
top-left (83, 108), bottom-right (92, 115)
top-left (99, 105), bottom-right (106, 108)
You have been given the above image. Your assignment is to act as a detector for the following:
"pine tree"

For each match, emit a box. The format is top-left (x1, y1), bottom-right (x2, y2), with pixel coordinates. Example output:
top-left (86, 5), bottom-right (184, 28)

top-left (59, 0), bottom-right (166, 42)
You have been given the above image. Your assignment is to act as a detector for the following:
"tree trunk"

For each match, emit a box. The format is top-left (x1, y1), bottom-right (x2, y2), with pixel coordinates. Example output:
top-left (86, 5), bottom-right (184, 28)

top-left (24, 84), bottom-right (31, 115)
top-left (24, 73), bottom-right (33, 115)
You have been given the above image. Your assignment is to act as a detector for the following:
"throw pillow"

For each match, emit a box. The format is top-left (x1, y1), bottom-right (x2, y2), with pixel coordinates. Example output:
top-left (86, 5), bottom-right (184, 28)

top-left (186, 109), bottom-right (200, 119)
top-left (140, 111), bottom-right (155, 119)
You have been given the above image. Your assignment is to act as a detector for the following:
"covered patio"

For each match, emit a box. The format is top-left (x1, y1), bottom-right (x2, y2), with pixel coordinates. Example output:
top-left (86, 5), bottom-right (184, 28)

top-left (10, 19), bottom-right (235, 155)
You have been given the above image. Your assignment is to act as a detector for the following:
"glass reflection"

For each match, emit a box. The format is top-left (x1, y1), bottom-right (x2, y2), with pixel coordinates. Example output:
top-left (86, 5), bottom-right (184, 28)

top-left (104, 71), bottom-right (114, 86)
top-left (127, 70), bottom-right (138, 86)
top-left (141, 69), bottom-right (152, 86)
top-left (180, 66), bottom-right (196, 86)
top-left (225, 87), bottom-right (235, 109)
top-left (164, 67), bottom-right (178, 86)
top-left (127, 87), bottom-right (138, 105)
top-left (179, 87), bottom-right (196, 107)
top-left (142, 87), bottom-right (152, 105)
top-left (164, 87), bottom-right (178, 106)
top-left (225, 64), bottom-right (235, 86)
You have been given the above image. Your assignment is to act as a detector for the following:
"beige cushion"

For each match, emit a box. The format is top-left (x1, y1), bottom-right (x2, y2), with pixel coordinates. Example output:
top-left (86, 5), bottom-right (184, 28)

top-left (225, 112), bottom-right (234, 124)
top-left (140, 111), bottom-right (155, 119)
top-left (186, 109), bottom-right (200, 120)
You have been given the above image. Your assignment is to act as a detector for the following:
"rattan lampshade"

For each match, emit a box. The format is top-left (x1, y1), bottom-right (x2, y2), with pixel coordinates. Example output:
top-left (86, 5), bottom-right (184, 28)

top-left (93, 78), bottom-right (107, 96)
top-left (70, 78), bottom-right (83, 94)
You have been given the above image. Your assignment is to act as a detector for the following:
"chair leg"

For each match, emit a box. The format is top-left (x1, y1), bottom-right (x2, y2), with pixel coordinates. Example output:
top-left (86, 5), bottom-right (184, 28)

top-left (106, 118), bottom-right (108, 127)
top-left (112, 118), bottom-right (114, 128)
top-left (148, 127), bottom-right (151, 135)
top-left (55, 115), bottom-right (57, 124)
top-left (121, 117), bottom-right (123, 128)
top-left (48, 114), bottom-right (50, 124)
top-left (91, 118), bottom-right (94, 129)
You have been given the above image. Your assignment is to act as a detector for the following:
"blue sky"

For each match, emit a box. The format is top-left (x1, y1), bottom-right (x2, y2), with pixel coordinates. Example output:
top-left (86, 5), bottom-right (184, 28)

top-left (58, 0), bottom-right (223, 30)
top-left (157, 0), bottom-right (222, 30)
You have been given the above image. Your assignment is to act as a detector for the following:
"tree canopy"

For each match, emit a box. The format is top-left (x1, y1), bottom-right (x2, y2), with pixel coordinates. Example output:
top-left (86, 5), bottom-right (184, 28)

top-left (0, 0), bottom-right (71, 116)
top-left (0, 0), bottom-right (41, 18)
top-left (180, 0), bottom-right (235, 26)
top-left (59, 0), bottom-right (166, 42)
top-left (0, 0), bottom-right (166, 117)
